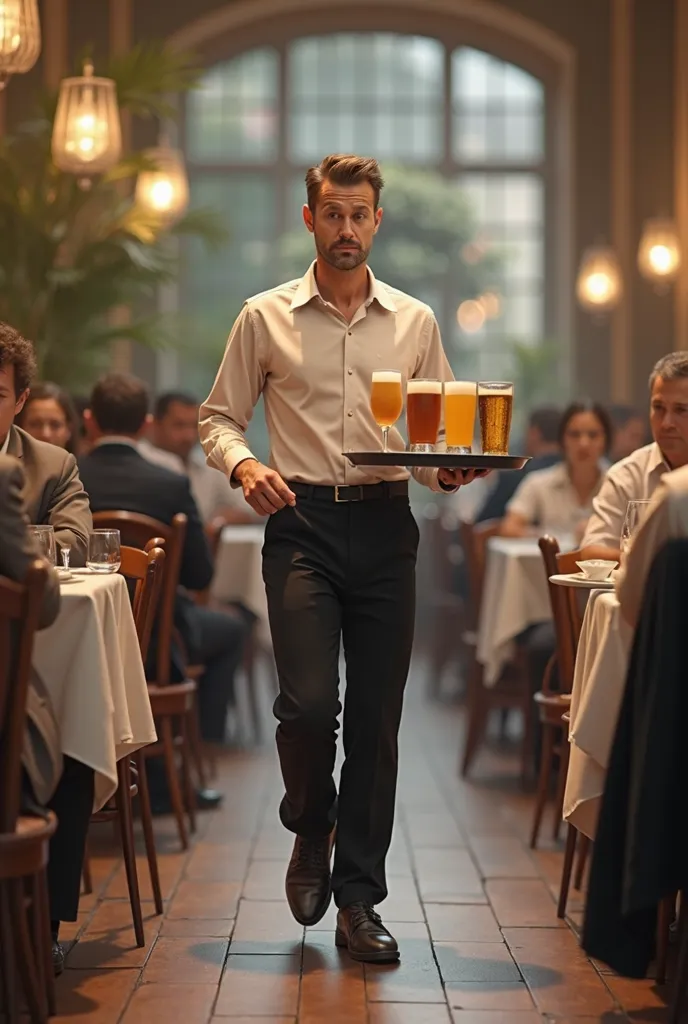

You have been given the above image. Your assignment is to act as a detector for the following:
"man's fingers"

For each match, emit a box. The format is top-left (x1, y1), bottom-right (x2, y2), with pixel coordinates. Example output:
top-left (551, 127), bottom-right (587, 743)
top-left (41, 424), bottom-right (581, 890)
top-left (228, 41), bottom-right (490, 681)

top-left (259, 480), bottom-right (287, 511)
top-left (270, 474), bottom-right (297, 506)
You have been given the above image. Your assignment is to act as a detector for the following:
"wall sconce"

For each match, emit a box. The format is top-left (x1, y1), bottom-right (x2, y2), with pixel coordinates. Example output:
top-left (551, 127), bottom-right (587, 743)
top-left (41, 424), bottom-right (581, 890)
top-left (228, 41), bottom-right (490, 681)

top-left (51, 60), bottom-right (122, 186)
top-left (0, 0), bottom-right (41, 90)
top-left (576, 246), bottom-right (623, 313)
top-left (637, 218), bottom-right (681, 291)
top-left (135, 143), bottom-right (189, 224)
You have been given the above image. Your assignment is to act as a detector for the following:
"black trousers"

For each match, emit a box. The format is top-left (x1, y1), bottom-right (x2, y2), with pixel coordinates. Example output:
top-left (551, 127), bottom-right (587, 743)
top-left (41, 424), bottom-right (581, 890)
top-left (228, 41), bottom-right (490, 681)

top-left (46, 755), bottom-right (94, 922)
top-left (262, 494), bottom-right (419, 910)
top-left (185, 605), bottom-right (247, 744)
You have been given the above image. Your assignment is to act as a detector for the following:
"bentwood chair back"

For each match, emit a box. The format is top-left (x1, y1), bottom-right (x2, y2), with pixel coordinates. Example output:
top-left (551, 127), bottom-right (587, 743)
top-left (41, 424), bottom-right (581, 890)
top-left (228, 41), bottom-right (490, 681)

top-left (538, 536), bottom-right (582, 694)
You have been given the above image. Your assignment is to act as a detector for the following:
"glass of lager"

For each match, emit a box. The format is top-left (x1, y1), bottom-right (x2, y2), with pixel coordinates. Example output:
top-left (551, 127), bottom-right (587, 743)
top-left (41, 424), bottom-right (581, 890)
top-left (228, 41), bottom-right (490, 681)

top-left (478, 381), bottom-right (513, 456)
top-left (371, 370), bottom-right (403, 451)
top-left (445, 381), bottom-right (477, 454)
top-left (407, 379), bottom-right (442, 453)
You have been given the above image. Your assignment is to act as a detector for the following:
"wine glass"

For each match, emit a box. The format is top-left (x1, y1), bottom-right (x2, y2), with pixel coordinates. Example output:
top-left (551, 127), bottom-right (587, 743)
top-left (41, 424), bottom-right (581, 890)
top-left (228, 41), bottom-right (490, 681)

top-left (620, 499), bottom-right (651, 559)
top-left (87, 529), bottom-right (121, 573)
top-left (370, 371), bottom-right (403, 452)
top-left (29, 525), bottom-right (56, 566)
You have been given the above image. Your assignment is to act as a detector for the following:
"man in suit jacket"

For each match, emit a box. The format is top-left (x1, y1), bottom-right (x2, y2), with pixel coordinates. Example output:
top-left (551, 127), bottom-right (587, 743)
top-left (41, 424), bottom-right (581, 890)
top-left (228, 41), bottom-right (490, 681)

top-left (0, 453), bottom-right (94, 975)
top-left (78, 373), bottom-right (246, 808)
top-left (0, 322), bottom-right (92, 565)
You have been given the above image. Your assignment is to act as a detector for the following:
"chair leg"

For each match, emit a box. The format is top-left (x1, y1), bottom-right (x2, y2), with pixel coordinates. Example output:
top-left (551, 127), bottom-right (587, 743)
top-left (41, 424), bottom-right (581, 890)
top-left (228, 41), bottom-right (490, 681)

top-left (29, 876), bottom-right (47, 1021)
top-left (574, 834), bottom-right (591, 891)
top-left (159, 714), bottom-right (189, 850)
top-left (0, 881), bottom-right (19, 1022)
top-left (36, 870), bottom-right (55, 1016)
top-left (656, 893), bottom-right (675, 986)
top-left (670, 891), bottom-right (688, 1022)
top-left (529, 720), bottom-right (555, 849)
top-left (460, 663), bottom-right (488, 778)
top-left (82, 838), bottom-right (93, 895)
top-left (557, 822), bottom-right (578, 919)
top-left (180, 714), bottom-right (197, 836)
top-left (9, 878), bottom-right (46, 1023)
top-left (520, 697), bottom-right (536, 789)
top-left (552, 737), bottom-right (570, 842)
top-left (134, 749), bottom-right (163, 915)
top-left (114, 760), bottom-right (145, 948)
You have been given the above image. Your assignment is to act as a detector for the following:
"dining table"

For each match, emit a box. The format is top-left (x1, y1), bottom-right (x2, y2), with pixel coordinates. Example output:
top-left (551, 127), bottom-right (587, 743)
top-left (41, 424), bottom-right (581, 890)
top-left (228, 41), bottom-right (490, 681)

top-left (563, 588), bottom-right (633, 839)
top-left (33, 571), bottom-right (156, 811)
top-left (210, 524), bottom-right (271, 647)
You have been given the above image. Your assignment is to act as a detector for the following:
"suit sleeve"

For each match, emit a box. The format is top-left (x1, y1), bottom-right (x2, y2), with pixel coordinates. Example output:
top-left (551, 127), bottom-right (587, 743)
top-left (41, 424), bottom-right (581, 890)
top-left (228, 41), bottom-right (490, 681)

top-left (47, 453), bottom-right (93, 567)
top-left (176, 477), bottom-right (215, 592)
top-left (0, 459), bottom-right (60, 629)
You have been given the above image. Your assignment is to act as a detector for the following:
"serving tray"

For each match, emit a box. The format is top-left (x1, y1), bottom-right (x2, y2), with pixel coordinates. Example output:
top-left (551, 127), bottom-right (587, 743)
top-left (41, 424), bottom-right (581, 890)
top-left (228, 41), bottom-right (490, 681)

top-left (344, 452), bottom-right (530, 470)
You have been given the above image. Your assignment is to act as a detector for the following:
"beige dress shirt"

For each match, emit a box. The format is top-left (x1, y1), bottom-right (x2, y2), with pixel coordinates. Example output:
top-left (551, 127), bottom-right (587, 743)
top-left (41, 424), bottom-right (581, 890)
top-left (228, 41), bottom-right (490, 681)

top-left (507, 461), bottom-right (604, 537)
top-left (616, 463), bottom-right (688, 625)
top-left (199, 263), bottom-right (454, 492)
top-left (581, 442), bottom-right (670, 552)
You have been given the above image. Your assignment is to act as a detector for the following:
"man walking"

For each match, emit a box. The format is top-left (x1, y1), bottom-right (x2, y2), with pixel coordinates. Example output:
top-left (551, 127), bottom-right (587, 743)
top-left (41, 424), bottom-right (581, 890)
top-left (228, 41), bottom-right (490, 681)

top-left (200, 154), bottom-right (482, 963)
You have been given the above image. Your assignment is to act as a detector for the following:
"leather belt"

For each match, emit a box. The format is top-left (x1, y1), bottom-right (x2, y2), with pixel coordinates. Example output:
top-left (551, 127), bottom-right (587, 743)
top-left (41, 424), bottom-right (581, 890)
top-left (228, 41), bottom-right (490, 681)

top-left (288, 481), bottom-right (409, 503)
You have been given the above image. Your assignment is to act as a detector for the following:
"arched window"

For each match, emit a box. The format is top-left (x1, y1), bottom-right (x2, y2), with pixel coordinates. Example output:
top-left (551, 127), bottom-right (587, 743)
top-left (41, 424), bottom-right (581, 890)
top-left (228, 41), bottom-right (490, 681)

top-left (182, 33), bottom-right (547, 420)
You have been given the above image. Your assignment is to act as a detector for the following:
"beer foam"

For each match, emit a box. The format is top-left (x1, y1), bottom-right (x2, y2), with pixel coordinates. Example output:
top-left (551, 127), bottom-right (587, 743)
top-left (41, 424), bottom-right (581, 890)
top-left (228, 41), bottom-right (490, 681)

top-left (372, 370), bottom-right (402, 383)
top-left (478, 382), bottom-right (513, 396)
top-left (407, 379), bottom-right (442, 394)
top-left (445, 381), bottom-right (476, 396)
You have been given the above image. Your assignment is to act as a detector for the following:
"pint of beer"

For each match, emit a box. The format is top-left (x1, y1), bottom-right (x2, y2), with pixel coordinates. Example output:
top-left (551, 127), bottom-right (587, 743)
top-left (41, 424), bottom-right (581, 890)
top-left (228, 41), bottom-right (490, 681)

top-left (371, 371), bottom-right (403, 451)
top-left (444, 381), bottom-right (477, 454)
top-left (478, 382), bottom-right (513, 456)
top-left (407, 379), bottom-right (442, 452)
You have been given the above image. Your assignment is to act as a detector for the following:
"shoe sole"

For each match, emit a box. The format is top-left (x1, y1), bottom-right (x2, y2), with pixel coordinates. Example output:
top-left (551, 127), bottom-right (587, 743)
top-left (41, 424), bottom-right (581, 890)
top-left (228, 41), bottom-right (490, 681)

top-left (335, 930), bottom-right (400, 963)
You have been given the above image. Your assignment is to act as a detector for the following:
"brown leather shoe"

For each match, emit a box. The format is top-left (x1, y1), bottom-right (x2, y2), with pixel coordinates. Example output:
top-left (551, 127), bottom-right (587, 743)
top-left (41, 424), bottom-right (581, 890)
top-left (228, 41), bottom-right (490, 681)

top-left (285, 834), bottom-right (333, 926)
top-left (335, 902), bottom-right (400, 963)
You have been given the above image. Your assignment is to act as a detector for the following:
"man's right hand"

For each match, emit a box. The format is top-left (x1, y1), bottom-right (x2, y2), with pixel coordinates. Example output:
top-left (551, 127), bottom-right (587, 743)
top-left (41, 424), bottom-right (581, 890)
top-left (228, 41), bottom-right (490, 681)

top-left (233, 459), bottom-right (296, 516)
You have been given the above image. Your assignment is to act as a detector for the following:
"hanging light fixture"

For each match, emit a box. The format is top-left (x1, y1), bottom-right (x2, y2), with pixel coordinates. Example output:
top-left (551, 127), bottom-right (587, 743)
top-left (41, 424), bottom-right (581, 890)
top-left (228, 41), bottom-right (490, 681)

top-left (51, 60), bottom-right (122, 187)
top-left (135, 142), bottom-right (189, 224)
top-left (0, 0), bottom-right (41, 90)
top-left (576, 246), bottom-right (623, 313)
top-left (637, 218), bottom-right (682, 289)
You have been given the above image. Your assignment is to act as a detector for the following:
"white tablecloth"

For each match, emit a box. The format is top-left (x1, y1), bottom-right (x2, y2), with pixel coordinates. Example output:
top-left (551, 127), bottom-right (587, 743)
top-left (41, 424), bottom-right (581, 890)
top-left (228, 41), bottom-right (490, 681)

top-left (211, 524), bottom-right (270, 647)
top-left (477, 538), bottom-right (552, 686)
top-left (563, 589), bottom-right (632, 839)
top-left (33, 574), bottom-right (156, 811)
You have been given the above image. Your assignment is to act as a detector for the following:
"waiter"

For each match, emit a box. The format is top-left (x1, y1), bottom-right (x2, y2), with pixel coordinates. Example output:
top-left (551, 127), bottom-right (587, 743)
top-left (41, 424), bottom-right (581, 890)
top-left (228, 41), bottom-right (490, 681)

top-left (200, 154), bottom-right (483, 964)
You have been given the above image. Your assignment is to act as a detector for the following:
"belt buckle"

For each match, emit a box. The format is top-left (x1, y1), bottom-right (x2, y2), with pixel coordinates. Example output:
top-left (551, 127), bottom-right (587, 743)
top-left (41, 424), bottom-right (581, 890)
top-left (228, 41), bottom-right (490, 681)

top-left (335, 485), bottom-right (363, 502)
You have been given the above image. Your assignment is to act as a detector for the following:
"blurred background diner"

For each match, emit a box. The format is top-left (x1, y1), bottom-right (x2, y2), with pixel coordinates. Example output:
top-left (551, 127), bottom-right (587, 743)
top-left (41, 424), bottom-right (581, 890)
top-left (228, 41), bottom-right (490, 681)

top-left (1, 0), bottom-right (688, 1021)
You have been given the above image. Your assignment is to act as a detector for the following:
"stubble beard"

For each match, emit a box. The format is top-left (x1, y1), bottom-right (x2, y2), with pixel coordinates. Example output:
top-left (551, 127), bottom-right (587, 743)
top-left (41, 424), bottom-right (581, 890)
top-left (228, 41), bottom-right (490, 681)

top-left (315, 236), bottom-right (369, 271)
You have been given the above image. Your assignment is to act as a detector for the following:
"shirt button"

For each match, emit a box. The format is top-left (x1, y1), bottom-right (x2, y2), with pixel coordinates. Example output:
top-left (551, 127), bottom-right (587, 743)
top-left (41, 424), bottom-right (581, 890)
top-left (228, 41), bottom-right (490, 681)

top-left (348, 331), bottom-right (352, 336)
top-left (348, 410), bottom-right (353, 417)
top-left (347, 368), bottom-right (353, 375)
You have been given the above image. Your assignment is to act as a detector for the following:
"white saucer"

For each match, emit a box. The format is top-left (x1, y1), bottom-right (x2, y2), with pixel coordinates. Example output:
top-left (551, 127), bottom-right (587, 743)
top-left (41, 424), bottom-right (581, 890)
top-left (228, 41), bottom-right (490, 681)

top-left (549, 572), bottom-right (615, 591)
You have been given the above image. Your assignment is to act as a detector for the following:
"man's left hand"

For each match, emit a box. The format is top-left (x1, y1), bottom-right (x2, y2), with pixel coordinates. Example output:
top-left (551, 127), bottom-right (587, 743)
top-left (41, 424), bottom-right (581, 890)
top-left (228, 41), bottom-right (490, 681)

top-left (438, 467), bottom-right (492, 490)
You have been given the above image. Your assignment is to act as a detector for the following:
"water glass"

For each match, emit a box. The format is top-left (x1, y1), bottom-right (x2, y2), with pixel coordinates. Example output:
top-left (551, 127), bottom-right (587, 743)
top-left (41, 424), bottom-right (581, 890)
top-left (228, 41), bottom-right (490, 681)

top-left (620, 499), bottom-right (651, 559)
top-left (29, 525), bottom-right (56, 566)
top-left (87, 529), bottom-right (121, 573)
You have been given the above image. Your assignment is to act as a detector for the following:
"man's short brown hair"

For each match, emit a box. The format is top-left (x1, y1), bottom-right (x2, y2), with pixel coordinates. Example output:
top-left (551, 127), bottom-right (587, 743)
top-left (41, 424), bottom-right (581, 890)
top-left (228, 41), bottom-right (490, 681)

top-left (305, 154), bottom-right (384, 212)
top-left (0, 322), bottom-right (37, 395)
top-left (89, 372), bottom-right (149, 436)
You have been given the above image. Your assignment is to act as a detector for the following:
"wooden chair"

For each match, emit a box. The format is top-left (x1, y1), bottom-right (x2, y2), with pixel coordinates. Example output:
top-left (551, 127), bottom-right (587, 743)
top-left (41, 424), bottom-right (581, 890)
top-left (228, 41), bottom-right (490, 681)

top-left (0, 561), bottom-right (56, 1023)
top-left (459, 519), bottom-right (534, 781)
top-left (82, 544), bottom-right (166, 946)
top-left (529, 537), bottom-right (583, 850)
top-left (92, 512), bottom-right (201, 850)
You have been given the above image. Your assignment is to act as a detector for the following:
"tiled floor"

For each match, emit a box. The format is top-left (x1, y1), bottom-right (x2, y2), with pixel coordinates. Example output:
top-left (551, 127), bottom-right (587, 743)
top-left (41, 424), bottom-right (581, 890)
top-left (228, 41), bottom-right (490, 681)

top-left (53, 670), bottom-right (672, 1023)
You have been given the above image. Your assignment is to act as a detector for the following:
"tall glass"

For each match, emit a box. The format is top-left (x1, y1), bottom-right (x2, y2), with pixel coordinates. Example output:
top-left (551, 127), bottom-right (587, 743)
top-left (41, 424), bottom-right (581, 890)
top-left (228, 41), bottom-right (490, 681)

top-left (407, 379), bottom-right (442, 453)
top-left (370, 370), bottom-right (403, 452)
top-left (29, 525), bottom-right (56, 566)
top-left (445, 381), bottom-right (477, 454)
top-left (87, 529), bottom-right (121, 573)
top-left (478, 381), bottom-right (513, 456)
top-left (620, 499), bottom-right (651, 559)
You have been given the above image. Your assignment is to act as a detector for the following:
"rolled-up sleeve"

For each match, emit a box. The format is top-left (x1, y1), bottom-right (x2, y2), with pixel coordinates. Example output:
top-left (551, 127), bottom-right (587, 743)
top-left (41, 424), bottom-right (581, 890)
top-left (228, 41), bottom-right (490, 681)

top-left (199, 304), bottom-right (266, 483)
top-left (581, 471), bottom-right (630, 550)
top-left (411, 310), bottom-right (456, 493)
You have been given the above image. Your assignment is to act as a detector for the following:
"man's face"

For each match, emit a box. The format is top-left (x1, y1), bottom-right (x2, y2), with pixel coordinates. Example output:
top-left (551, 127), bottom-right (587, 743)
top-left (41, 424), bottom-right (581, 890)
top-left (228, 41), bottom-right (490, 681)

top-left (153, 401), bottom-right (199, 460)
top-left (0, 364), bottom-right (28, 445)
top-left (649, 376), bottom-right (688, 468)
top-left (303, 180), bottom-right (382, 271)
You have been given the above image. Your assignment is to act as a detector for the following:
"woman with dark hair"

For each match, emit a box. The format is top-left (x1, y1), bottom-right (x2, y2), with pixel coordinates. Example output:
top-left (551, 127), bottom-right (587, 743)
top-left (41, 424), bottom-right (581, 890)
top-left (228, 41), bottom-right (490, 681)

top-left (17, 382), bottom-right (79, 454)
top-left (500, 400), bottom-right (613, 540)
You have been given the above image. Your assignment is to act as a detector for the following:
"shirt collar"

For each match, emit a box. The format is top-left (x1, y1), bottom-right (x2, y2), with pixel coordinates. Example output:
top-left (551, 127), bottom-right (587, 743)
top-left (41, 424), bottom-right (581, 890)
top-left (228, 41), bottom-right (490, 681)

top-left (0, 431), bottom-right (9, 456)
top-left (289, 261), bottom-right (397, 314)
top-left (650, 441), bottom-right (672, 475)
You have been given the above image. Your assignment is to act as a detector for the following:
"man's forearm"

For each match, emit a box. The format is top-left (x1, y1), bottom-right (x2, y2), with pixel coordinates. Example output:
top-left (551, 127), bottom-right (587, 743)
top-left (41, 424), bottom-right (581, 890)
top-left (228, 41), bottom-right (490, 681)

top-left (580, 543), bottom-right (621, 562)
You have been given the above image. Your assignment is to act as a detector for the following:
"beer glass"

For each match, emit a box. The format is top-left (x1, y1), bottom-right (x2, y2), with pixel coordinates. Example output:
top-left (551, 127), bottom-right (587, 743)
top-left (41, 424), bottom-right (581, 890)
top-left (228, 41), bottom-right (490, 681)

top-left (620, 499), bottom-right (651, 559)
top-left (478, 381), bottom-right (513, 456)
top-left (370, 370), bottom-right (403, 451)
top-left (29, 525), bottom-right (56, 566)
top-left (407, 379), bottom-right (442, 453)
top-left (87, 529), bottom-right (121, 573)
top-left (444, 381), bottom-right (477, 454)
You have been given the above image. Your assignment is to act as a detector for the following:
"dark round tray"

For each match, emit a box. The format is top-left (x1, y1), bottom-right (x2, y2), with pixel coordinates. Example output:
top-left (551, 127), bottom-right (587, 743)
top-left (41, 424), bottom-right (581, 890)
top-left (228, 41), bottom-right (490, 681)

top-left (344, 452), bottom-right (530, 470)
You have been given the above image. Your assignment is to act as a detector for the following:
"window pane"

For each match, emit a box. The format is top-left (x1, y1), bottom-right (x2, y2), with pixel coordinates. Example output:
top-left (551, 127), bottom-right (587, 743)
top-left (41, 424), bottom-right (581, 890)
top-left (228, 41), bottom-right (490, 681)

top-left (452, 47), bottom-right (544, 164)
top-left (187, 49), bottom-right (278, 163)
top-left (288, 34), bottom-right (444, 163)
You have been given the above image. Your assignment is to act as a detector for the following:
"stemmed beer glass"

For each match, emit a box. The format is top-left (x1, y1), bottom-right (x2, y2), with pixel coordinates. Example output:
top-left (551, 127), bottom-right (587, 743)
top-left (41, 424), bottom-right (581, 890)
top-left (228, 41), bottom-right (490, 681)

top-left (370, 371), bottom-right (403, 452)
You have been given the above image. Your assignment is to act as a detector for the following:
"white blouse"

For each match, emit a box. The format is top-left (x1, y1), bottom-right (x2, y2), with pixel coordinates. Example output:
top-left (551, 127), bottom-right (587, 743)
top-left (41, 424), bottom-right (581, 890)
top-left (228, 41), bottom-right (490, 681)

top-left (507, 461), bottom-right (605, 537)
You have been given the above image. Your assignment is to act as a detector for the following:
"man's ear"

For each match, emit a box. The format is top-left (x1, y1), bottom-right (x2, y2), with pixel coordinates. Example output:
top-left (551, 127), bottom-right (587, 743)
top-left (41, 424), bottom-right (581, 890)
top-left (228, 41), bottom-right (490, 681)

top-left (302, 203), bottom-right (315, 235)
top-left (14, 388), bottom-right (29, 417)
top-left (373, 206), bottom-right (383, 235)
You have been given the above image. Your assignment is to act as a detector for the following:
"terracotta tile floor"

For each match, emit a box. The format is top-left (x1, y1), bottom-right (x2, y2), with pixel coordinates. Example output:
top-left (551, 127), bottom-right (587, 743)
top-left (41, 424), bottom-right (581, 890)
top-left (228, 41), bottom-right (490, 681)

top-left (52, 669), bottom-right (673, 1023)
